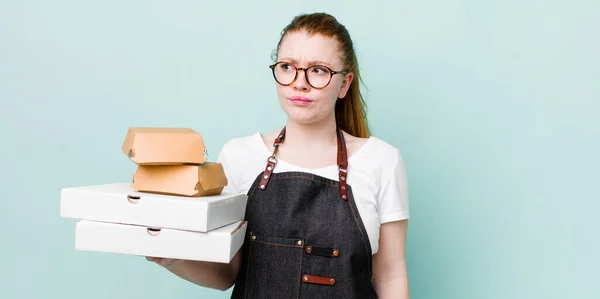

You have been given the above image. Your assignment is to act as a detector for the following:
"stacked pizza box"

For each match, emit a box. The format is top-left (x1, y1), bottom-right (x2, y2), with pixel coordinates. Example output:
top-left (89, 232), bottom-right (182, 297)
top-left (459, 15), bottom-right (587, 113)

top-left (60, 127), bottom-right (248, 264)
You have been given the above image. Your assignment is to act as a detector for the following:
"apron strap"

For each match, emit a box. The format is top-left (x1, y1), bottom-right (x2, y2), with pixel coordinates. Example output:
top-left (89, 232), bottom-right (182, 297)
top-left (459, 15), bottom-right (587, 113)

top-left (258, 127), bottom-right (286, 191)
top-left (337, 126), bottom-right (349, 200)
top-left (258, 126), bottom-right (349, 201)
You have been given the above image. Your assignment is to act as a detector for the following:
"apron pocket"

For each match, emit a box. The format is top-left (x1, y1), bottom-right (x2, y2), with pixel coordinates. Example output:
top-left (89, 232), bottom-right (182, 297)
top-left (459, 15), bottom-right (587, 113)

top-left (245, 232), bottom-right (304, 299)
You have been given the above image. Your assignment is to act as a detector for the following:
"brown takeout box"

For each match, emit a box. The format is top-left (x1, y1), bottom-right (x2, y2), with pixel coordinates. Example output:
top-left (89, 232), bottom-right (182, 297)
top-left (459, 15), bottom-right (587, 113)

top-left (131, 162), bottom-right (228, 197)
top-left (122, 127), bottom-right (208, 165)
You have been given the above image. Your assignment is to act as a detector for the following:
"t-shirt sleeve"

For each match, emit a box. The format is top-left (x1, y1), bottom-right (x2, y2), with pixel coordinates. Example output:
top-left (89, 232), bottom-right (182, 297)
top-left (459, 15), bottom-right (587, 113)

top-left (216, 142), bottom-right (240, 194)
top-left (376, 148), bottom-right (410, 224)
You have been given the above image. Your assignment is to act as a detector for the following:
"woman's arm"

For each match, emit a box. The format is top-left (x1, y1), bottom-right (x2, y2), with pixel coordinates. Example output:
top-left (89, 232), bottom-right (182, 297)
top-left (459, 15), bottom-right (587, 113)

top-left (146, 143), bottom-right (243, 290)
top-left (147, 249), bottom-right (242, 291)
top-left (372, 219), bottom-right (410, 299)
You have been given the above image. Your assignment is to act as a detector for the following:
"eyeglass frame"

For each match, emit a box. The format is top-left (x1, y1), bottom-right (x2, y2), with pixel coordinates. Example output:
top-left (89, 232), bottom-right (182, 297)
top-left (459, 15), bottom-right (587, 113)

top-left (268, 61), bottom-right (349, 89)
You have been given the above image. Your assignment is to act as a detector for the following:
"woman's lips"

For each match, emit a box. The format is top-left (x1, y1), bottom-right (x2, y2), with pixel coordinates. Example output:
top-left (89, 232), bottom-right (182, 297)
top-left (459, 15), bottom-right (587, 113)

top-left (289, 96), bottom-right (313, 106)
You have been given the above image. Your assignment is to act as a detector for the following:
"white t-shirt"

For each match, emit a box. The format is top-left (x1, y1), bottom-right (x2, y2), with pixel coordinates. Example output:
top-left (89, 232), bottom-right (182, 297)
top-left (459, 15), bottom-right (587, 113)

top-left (216, 132), bottom-right (409, 255)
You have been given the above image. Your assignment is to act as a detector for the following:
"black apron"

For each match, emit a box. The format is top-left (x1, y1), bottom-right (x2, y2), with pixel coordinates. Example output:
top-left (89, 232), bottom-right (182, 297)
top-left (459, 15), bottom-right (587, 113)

top-left (230, 126), bottom-right (378, 298)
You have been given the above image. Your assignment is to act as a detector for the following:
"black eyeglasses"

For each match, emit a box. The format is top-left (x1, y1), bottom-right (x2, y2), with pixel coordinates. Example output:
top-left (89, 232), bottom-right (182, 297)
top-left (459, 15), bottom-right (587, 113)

top-left (269, 61), bottom-right (348, 89)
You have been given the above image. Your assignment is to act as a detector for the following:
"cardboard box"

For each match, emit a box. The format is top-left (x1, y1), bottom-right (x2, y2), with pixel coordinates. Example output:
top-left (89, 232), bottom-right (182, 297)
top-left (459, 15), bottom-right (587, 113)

top-left (131, 162), bottom-right (228, 197)
top-left (60, 183), bottom-right (247, 232)
top-left (75, 220), bottom-right (247, 263)
top-left (122, 127), bottom-right (208, 165)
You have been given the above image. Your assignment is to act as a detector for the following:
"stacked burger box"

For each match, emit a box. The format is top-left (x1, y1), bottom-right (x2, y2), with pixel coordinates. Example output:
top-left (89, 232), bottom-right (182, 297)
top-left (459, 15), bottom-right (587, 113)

top-left (60, 127), bottom-right (248, 264)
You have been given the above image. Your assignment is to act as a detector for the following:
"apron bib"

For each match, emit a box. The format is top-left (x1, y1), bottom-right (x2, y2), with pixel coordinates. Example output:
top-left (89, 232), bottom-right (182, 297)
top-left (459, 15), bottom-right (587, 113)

top-left (230, 126), bottom-right (378, 299)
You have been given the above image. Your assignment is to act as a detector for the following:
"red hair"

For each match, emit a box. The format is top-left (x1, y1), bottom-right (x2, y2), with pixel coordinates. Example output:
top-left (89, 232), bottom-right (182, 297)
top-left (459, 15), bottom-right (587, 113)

top-left (274, 13), bottom-right (370, 138)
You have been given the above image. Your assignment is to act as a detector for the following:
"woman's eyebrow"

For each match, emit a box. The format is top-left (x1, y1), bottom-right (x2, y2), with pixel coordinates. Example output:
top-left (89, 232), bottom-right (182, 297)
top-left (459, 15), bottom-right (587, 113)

top-left (279, 58), bottom-right (332, 67)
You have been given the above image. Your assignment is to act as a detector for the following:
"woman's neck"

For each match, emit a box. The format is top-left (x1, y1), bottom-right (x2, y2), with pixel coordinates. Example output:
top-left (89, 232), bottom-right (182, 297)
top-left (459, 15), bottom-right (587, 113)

top-left (283, 117), bottom-right (338, 148)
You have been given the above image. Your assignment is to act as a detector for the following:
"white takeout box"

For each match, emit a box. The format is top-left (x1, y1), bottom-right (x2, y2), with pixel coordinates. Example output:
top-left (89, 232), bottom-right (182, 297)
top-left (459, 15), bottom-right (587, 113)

top-left (75, 220), bottom-right (247, 263)
top-left (60, 183), bottom-right (247, 232)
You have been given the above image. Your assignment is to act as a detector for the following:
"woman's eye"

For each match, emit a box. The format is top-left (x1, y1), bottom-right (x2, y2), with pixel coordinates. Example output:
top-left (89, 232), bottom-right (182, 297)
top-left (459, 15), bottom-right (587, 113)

top-left (279, 63), bottom-right (294, 71)
top-left (311, 67), bottom-right (327, 74)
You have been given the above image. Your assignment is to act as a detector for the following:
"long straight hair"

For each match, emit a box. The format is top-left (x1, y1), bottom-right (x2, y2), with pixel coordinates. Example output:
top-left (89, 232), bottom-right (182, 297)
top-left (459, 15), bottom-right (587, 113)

top-left (274, 13), bottom-right (371, 138)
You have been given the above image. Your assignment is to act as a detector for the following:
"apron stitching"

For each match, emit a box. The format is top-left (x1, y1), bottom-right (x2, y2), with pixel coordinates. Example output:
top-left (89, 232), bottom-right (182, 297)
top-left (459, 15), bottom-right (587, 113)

top-left (248, 174), bottom-right (263, 198)
top-left (271, 176), bottom-right (338, 186)
top-left (297, 248), bottom-right (303, 299)
top-left (244, 242), bottom-right (252, 299)
top-left (346, 193), bottom-right (373, 277)
top-left (251, 240), bottom-right (302, 248)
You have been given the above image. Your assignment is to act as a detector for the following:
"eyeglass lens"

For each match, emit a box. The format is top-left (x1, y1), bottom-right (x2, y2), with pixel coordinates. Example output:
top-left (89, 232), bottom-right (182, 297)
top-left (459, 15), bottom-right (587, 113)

top-left (273, 63), bottom-right (333, 89)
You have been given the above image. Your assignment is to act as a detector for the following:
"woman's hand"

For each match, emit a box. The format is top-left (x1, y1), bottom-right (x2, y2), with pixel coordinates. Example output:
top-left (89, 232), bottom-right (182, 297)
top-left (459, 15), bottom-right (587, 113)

top-left (143, 249), bottom-right (242, 291)
top-left (146, 256), bottom-right (185, 269)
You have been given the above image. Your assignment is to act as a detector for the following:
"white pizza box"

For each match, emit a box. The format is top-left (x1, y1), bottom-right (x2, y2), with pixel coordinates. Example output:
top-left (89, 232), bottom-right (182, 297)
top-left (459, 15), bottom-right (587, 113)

top-left (60, 183), bottom-right (247, 232)
top-left (75, 220), bottom-right (247, 263)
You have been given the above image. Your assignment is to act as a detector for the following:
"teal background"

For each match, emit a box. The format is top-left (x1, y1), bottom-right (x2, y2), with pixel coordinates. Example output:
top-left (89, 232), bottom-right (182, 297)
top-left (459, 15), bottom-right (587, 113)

top-left (1, 0), bottom-right (598, 298)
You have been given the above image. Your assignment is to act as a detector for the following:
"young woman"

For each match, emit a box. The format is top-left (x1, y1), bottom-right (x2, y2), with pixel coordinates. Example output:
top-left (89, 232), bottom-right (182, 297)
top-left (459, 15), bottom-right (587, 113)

top-left (147, 12), bottom-right (410, 299)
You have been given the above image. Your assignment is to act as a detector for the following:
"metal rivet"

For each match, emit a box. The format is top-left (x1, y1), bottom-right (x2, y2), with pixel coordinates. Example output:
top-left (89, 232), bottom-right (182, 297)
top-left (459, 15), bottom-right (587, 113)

top-left (333, 250), bottom-right (339, 257)
top-left (263, 175), bottom-right (268, 179)
top-left (341, 186), bottom-right (345, 190)
top-left (267, 166), bottom-right (272, 171)
top-left (303, 276), bottom-right (308, 281)
top-left (297, 240), bottom-right (302, 246)
top-left (306, 247), bottom-right (312, 254)
top-left (330, 278), bottom-right (335, 284)
top-left (251, 235), bottom-right (256, 240)
top-left (342, 195), bottom-right (347, 199)
top-left (341, 176), bottom-right (345, 181)
top-left (260, 185), bottom-right (265, 189)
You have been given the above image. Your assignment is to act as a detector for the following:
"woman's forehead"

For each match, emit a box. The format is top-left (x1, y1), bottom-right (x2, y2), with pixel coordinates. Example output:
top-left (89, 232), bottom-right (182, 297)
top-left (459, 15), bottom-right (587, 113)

top-left (278, 31), bottom-right (342, 67)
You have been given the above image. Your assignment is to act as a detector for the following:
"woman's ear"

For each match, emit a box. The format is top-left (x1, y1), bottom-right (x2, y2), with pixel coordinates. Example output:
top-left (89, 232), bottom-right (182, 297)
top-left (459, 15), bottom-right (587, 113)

top-left (337, 72), bottom-right (353, 99)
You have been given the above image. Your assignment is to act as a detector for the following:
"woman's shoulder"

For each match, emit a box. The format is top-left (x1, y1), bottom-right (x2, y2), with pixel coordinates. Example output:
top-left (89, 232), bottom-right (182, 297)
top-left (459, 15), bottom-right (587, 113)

top-left (347, 134), bottom-right (410, 223)
top-left (369, 136), bottom-right (403, 159)
top-left (348, 133), bottom-right (403, 164)
top-left (347, 133), bottom-right (407, 186)
top-left (222, 132), bottom-right (260, 147)
top-left (219, 131), bottom-right (267, 158)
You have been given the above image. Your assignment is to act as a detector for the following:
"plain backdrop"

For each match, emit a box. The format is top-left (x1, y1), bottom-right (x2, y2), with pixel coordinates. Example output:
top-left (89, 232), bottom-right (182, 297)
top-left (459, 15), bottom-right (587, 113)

top-left (1, 0), bottom-right (598, 298)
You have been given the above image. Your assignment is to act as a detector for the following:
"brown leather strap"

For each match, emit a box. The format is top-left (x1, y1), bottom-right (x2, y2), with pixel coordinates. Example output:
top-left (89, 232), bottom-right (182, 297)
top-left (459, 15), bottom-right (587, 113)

top-left (302, 274), bottom-right (336, 286)
top-left (258, 126), bottom-right (349, 201)
top-left (274, 127), bottom-right (286, 145)
top-left (337, 127), bottom-right (348, 200)
top-left (258, 127), bottom-right (286, 190)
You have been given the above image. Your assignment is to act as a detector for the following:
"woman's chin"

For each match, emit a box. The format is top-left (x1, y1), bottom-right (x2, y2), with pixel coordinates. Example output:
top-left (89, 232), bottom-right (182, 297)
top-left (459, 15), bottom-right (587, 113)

top-left (280, 103), bottom-right (331, 125)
